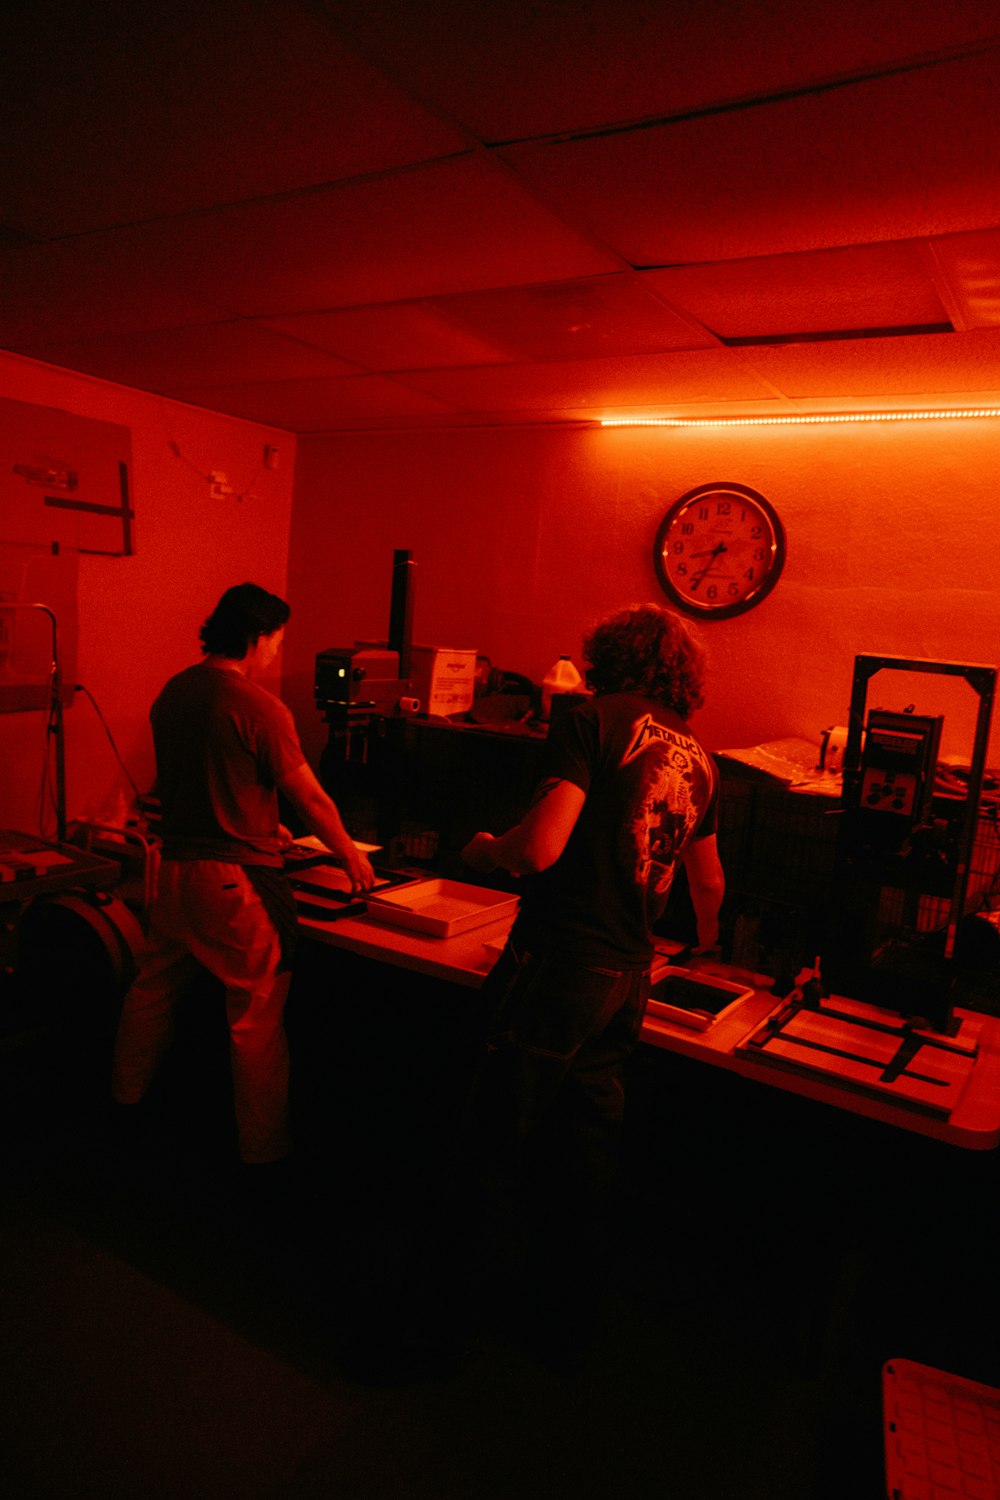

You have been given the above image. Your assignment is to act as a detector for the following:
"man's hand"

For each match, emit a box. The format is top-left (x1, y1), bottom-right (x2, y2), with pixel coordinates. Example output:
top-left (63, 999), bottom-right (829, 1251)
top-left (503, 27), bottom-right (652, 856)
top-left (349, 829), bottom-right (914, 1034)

top-left (461, 832), bottom-right (498, 873)
top-left (340, 846), bottom-right (376, 892)
top-left (277, 824), bottom-right (295, 851)
top-left (277, 762), bottom-right (378, 892)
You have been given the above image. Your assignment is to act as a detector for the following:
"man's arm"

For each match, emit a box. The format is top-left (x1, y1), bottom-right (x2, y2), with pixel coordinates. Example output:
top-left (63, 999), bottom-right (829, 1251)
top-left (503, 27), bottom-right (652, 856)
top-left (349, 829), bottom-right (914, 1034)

top-left (461, 777), bottom-right (586, 876)
top-left (682, 833), bottom-right (725, 953)
top-left (277, 762), bottom-right (376, 891)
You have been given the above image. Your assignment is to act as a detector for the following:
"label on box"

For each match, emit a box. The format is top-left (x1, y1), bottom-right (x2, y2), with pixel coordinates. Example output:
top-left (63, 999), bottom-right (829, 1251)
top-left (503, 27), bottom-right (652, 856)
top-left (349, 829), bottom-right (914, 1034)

top-left (410, 646), bottom-right (476, 715)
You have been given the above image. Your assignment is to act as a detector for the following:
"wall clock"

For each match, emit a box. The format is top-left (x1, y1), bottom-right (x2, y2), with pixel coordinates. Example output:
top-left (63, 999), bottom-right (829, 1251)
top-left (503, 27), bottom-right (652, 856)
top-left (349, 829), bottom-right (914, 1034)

top-left (653, 482), bottom-right (786, 620)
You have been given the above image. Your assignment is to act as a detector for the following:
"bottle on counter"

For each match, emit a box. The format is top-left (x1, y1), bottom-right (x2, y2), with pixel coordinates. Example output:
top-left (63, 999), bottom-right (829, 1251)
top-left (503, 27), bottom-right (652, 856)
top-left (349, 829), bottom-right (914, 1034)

top-left (540, 655), bottom-right (584, 720)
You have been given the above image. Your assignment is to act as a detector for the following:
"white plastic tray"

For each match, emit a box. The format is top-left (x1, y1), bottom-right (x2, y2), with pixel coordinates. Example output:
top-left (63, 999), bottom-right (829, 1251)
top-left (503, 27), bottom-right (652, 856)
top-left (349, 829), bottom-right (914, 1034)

top-left (363, 878), bottom-right (518, 938)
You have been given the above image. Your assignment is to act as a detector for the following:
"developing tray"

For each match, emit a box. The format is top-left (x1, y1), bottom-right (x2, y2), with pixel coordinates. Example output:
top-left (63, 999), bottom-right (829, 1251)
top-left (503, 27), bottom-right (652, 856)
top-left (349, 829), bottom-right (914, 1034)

top-left (646, 966), bottom-right (755, 1032)
top-left (287, 861), bottom-right (414, 902)
top-left (362, 878), bottom-right (518, 938)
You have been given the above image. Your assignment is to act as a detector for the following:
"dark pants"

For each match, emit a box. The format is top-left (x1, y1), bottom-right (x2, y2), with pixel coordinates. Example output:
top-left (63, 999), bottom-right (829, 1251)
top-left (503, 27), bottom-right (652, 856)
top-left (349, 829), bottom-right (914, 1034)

top-left (461, 940), bottom-right (650, 1347)
top-left (373, 941), bottom-right (649, 1370)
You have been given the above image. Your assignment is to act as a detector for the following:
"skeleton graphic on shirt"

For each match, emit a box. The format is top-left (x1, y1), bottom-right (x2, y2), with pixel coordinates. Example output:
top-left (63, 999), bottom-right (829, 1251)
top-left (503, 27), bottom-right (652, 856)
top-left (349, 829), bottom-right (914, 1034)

top-left (622, 714), bottom-right (712, 919)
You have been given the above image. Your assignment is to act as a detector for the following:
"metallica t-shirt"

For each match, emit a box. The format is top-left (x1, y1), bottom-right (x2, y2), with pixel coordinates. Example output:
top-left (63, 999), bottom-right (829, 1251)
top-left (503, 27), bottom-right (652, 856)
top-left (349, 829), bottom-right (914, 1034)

top-left (510, 692), bottom-right (718, 970)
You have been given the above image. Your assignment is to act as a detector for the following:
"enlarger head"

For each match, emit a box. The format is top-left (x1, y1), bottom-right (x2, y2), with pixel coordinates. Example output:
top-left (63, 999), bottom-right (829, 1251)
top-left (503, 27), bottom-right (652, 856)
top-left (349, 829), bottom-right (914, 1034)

top-left (825, 652), bottom-right (997, 1033)
top-left (314, 644), bottom-right (404, 722)
top-left (313, 549), bottom-right (416, 733)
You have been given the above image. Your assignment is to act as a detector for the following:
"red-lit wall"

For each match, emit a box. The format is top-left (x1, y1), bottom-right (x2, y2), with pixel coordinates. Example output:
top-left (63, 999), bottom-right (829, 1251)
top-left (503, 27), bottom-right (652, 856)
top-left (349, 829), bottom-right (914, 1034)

top-left (286, 420), bottom-right (1000, 772)
top-left (4, 354), bottom-right (996, 849)
top-left (0, 352), bottom-right (296, 837)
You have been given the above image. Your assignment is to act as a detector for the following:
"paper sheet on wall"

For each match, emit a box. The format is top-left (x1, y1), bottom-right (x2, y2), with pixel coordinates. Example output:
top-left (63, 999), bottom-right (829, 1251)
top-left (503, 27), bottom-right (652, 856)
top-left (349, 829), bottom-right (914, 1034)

top-left (0, 395), bottom-right (133, 556)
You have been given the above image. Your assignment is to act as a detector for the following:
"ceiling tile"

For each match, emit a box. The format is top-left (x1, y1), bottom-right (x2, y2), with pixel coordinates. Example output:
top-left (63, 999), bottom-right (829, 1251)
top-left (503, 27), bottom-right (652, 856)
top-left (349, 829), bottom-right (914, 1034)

top-left (0, 241), bottom-right (227, 343)
top-left (500, 53), bottom-right (1000, 265)
top-left (56, 156), bottom-right (621, 322)
top-left (737, 327), bottom-right (1000, 397)
top-left (167, 373), bottom-right (467, 430)
top-left (270, 409), bottom-right (497, 432)
top-left (258, 303), bottom-right (516, 371)
top-left (317, 0), bottom-right (1000, 141)
top-left (926, 228), bottom-right (1000, 329)
top-left (258, 274), bottom-right (713, 373)
top-left (394, 348), bottom-right (774, 413)
top-left (17, 323), bottom-right (359, 392)
top-left (2, 0), bottom-right (467, 237)
top-left (424, 274), bottom-right (715, 361)
top-left (4, 3), bottom-right (1000, 433)
top-left (643, 243), bottom-right (949, 338)
top-left (0, 224), bottom-right (39, 251)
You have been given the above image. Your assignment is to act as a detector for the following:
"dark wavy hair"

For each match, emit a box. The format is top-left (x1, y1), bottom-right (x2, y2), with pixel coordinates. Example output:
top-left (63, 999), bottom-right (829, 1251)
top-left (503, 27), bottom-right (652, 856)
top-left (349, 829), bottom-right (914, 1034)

top-left (198, 583), bottom-right (290, 658)
top-left (583, 603), bottom-right (707, 719)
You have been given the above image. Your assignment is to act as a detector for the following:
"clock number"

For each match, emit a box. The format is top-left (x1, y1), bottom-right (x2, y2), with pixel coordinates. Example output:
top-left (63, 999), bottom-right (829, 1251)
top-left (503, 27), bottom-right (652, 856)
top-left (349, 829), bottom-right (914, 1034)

top-left (671, 541), bottom-right (684, 554)
top-left (750, 525), bottom-right (763, 538)
top-left (681, 522), bottom-right (693, 535)
top-left (744, 567), bottom-right (755, 581)
top-left (716, 501), bottom-right (731, 516)
top-left (676, 562), bottom-right (687, 576)
top-left (706, 585), bottom-right (718, 600)
top-left (698, 506), bottom-right (709, 520)
top-left (753, 547), bottom-right (768, 561)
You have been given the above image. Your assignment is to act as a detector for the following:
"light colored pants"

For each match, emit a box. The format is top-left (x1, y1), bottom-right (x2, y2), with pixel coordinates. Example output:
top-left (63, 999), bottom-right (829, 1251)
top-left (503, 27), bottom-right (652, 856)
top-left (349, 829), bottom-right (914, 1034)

top-left (112, 861), bottom-right (291, 1163)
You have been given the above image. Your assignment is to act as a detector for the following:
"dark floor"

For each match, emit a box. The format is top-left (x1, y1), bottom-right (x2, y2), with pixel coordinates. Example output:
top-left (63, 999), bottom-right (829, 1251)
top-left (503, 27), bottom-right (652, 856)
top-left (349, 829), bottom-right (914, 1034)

top-left (2, 950), bottom-right (997, 1500)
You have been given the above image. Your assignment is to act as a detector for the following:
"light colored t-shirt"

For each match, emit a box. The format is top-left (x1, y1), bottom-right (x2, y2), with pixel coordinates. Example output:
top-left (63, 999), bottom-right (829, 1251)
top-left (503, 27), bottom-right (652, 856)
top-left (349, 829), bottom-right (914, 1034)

top-left (151, 663), bottom-right (306, 866)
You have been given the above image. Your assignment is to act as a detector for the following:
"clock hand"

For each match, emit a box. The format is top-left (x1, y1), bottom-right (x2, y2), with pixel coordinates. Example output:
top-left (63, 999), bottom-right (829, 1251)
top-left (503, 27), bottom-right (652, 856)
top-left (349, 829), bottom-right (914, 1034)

top-left (690, 542), bottom-right (728, 586)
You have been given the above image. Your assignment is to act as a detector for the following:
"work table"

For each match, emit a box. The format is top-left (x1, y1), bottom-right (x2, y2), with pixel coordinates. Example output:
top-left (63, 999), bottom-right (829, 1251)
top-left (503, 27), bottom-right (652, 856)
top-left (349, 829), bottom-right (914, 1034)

top-left (298, 898), bottom-right (508, 988)
top-left (295, 886), bottom-right (1000, 1151)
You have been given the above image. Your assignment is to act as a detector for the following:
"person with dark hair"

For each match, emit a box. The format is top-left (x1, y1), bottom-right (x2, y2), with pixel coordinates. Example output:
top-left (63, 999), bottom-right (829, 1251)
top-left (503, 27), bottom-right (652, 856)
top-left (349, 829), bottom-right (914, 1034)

top-left (112, 582), bottom-right (375, 1167)
top-left (459, 602), bottom-right (724, 1369)
top-left (198, 582), bottom-right (292, 659)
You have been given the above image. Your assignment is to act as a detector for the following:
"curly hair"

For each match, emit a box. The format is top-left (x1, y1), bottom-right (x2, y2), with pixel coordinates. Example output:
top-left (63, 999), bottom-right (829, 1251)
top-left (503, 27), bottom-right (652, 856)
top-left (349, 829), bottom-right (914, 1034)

top-left (199, 583), bottom-right (290, 659)
top-left (582, 603), bottom-right (707, 719)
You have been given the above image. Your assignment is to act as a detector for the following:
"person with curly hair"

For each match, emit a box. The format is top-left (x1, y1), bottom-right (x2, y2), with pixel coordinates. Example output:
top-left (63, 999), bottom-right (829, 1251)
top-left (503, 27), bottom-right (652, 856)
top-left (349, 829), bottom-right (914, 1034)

top-left (460, 602), bottom-right (724, 1371)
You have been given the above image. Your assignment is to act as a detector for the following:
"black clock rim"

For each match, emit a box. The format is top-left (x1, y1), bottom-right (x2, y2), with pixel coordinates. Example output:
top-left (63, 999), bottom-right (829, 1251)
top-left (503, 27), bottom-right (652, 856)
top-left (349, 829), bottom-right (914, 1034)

top-left (653, 481), bottom-right (786, 621)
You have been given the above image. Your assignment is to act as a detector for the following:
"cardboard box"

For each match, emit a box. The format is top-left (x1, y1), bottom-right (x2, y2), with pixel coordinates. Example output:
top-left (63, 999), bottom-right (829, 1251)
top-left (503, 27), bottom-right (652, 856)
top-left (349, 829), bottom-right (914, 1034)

top-left (410, 645), bottom-right (476, 716)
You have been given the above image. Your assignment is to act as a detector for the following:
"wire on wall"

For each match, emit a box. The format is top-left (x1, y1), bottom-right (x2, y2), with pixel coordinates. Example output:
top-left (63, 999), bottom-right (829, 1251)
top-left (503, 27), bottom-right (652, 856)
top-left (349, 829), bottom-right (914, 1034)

top-left (75, 683), bottom-right (143, 803)
top-left (159, 406), bottom-right (272, 504)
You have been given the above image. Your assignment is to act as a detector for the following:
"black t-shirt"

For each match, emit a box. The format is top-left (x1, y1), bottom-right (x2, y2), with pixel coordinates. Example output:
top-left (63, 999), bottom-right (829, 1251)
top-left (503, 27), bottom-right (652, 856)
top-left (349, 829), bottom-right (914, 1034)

top-left (510, 692), bottom-right (718, 970)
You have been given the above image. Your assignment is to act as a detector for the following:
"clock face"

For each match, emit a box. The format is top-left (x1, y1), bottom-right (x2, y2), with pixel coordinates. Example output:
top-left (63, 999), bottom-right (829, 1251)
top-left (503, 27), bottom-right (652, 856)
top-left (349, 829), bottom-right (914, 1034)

top-left (653, 482), bottom-right (786, 620)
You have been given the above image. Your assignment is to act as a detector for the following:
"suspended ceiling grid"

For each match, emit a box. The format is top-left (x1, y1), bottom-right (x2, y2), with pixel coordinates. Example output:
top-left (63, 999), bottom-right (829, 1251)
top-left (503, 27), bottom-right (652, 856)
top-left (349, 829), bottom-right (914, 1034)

top-left (2, 0), bottom-right (1000, 433)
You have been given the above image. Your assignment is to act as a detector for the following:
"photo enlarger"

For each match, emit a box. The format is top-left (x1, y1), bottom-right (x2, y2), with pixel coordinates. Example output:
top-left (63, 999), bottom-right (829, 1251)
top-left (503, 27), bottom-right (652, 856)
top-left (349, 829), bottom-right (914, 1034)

top-left (737, 655), bottom-right (998, 1118)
